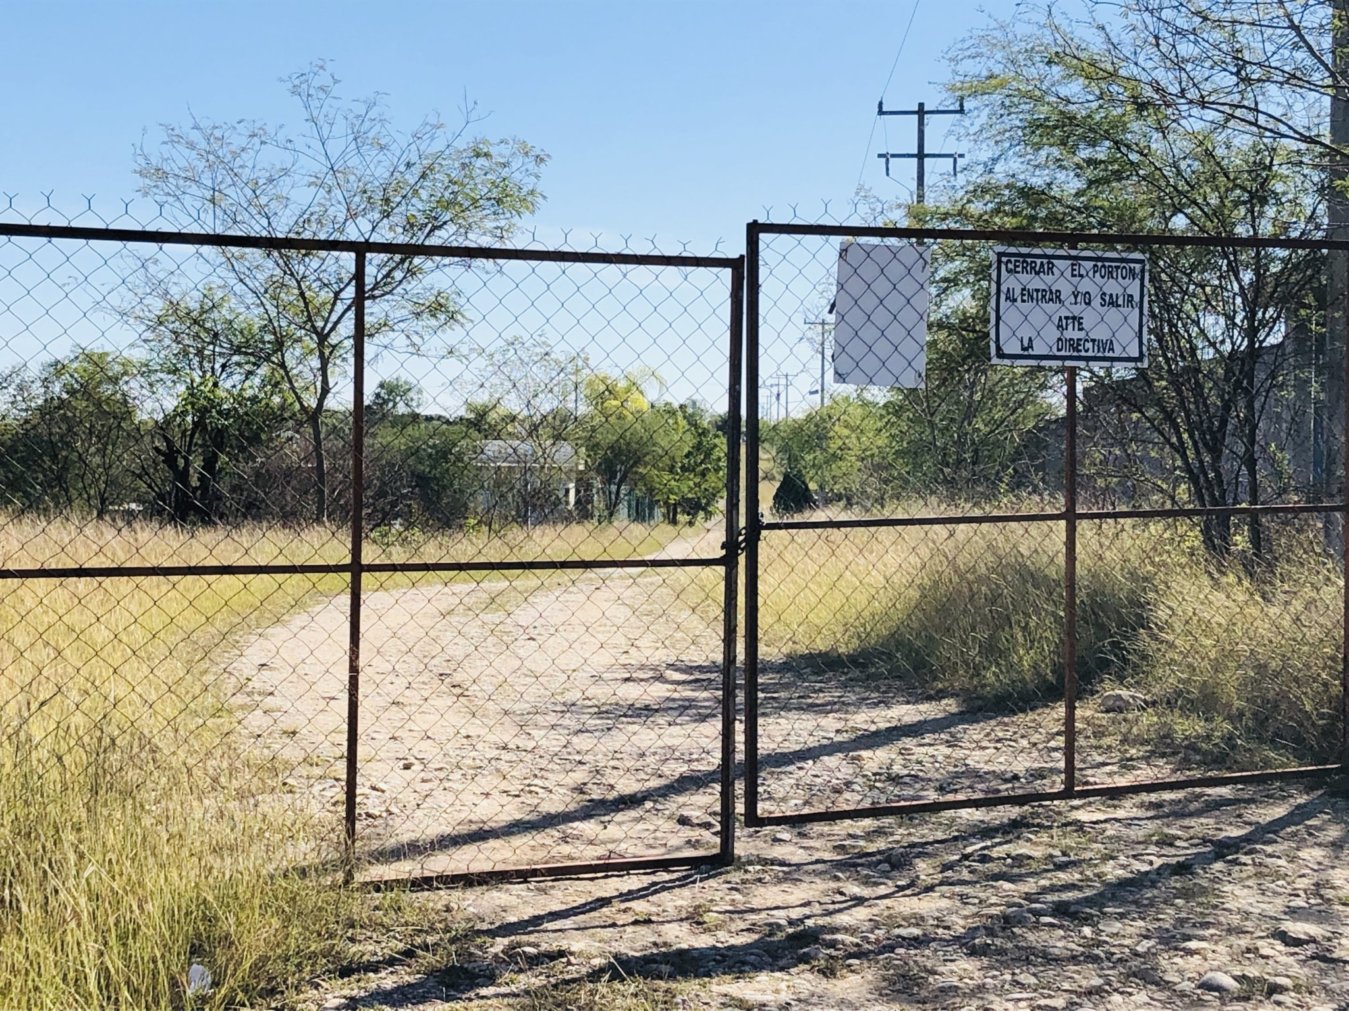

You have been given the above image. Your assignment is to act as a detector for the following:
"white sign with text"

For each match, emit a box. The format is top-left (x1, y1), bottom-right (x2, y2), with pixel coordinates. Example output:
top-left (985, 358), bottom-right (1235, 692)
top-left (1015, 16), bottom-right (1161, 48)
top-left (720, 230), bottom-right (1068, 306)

top-left (989, 247), bottom-right (1148, 367)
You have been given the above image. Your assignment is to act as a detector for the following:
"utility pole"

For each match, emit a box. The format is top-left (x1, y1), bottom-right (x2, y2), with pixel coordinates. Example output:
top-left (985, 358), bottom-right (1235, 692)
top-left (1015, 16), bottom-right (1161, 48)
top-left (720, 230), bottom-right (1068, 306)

top-left (761, 378), bottom-right (783, 421)
top-left (804, 318), bottom-right (832, 409)
top-left (876, 97), bottom-right (966, 204)
top-left (768, 373), bottom-right (789, 421)
top-left (767, 372), bottom-right (803, 420)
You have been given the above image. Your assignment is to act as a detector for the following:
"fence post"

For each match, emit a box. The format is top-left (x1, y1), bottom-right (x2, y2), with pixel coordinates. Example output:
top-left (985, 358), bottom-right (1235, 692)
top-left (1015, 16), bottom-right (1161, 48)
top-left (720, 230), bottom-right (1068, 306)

top-left (744, 222), bottom-right (762, 827)
top-left (719, 256), bottom-right (745, 863)
top-left (1064, 365), bottom-right (1078, 794)
top-left (344, 250), bottom-right (367, 874)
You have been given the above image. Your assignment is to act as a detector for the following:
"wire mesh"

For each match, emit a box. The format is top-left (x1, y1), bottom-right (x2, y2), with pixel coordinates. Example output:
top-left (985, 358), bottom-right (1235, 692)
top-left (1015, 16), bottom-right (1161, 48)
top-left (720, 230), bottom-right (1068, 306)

top-left (0, 198), bottom-right (741, 884)
top-left (1075, 514), bottom-right (1345, 788)
top-left (746, 211), bottom-right (1346, 825)
top-left (6, 191), bottom-right (1344, 877)
top-left (752, 521), bottom-right (1066, 817)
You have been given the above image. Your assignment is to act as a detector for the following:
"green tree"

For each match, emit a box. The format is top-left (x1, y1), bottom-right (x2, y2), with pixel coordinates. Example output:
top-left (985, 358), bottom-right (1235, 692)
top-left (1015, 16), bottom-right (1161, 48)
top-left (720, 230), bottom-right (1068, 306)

top-left (0, 351), bottom-right (147, 518)
top-left (637, 401), bottom-right (726, 525)
top-left (761, 394), bottom-right (892, 507)
top-left (364, 381), bottom-right (475, 531)
top-left (1029, 1), bottom-right (1349, 545)
top-left (579, 371), bottom-right (664, 521)
top-left (1067, 1), bottom-right (1343, 162)
top-left (771, 468), bottom-right (816, 517)
top-left (135, 63), bottom-right (547, 523)
top-left (137, 290), bottom-right (287, 524)
top-left (930, 17), bottom-right (1323, 560)
top-left (883, 289), bottom-right (1056, 500)
top-left (367, 378), bottom-right (423, 422)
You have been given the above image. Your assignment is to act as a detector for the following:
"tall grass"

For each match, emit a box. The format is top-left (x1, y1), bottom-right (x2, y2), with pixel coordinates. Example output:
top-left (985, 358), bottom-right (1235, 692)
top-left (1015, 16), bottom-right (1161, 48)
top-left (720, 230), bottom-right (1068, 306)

top-left (1129, 560), bottom-right (1343, 765)
top-left (746, 506), bottom-right (1343, 765)
top-left (0, 515), bottom-right (671, 1010)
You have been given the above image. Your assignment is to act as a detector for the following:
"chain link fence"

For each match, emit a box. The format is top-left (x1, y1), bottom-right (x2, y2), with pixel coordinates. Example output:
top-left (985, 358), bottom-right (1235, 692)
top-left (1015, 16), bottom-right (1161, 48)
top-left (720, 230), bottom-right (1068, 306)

top-left (0, 198), bottom-right (742, 885)
top-left (3, 193), bottom-right (1344, 887)
top-left (744, 212), bottom-right (1346, 827)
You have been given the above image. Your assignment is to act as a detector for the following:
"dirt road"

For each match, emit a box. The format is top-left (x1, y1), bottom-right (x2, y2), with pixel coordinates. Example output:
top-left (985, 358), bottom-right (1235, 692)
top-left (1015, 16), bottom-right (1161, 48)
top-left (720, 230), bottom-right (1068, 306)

top-left (317, 782), bottom-right (1349, 1010)
top-left (223, 533), bottom-right (1349, 1008)
top-left (229, 543), bottom-right (726, 879)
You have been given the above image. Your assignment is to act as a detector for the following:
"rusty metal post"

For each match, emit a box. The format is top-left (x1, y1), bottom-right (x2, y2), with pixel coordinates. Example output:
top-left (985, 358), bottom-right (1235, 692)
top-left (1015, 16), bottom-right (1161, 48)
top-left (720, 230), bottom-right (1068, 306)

top-left (1343, 251), bottom-right (1349, 767)
top-left (744, 223), bottom-right (762, 827)
top-left (344, 250), bottom-right (367, 871)
top-left (1064, 365), bottom-right (1079, 792)
top-left (719, 257), bottom-right (745, 863)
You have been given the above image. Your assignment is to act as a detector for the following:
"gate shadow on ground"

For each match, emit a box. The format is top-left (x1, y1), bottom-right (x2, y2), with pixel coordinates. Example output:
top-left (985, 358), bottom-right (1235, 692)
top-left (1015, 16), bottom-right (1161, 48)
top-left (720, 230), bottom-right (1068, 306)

top-left (461, 791), bottom-right (1298, 944)
top-left (334, 787), bottom-right (1343, 1009)
top-left (552, 661), bottom-right (722, 724)
top-left (760, 653), bottom-right (1065, 714)
top-left (565, 654), bottom-right (1060, 726)
top-left (354, 708), bottom-right (1001, 868)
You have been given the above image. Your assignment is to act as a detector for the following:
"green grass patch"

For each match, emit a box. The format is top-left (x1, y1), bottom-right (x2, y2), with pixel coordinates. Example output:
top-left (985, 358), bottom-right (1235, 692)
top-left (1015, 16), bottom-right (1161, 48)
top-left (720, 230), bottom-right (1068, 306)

top-left (513, 978), bottom-right (680, 1011)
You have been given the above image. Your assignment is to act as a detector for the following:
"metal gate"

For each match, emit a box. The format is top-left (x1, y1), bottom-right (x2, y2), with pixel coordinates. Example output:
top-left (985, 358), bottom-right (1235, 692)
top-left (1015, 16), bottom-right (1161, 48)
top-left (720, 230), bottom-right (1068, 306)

top-left (744, 219), bottom-right (1348, 829)
top-left (10, 205), bottom-right (1349, 883)
top-left (0, 213), bottom-right (743, 886)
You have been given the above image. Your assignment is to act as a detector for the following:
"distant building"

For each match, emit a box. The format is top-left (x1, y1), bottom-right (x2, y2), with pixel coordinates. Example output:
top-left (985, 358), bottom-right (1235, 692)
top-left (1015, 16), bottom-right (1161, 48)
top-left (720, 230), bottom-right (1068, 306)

top-left (473, 439), bottom-right (658, 525)
top-left (475, 439), bottom-right (581, 525)
top-left (1016, 335), bottom-right (1316, 509)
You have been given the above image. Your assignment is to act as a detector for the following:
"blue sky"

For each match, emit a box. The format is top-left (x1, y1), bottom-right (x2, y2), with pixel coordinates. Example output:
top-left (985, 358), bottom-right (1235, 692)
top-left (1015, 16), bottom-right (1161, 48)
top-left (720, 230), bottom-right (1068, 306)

top-left (0, 0), bottom-right (1013, 246)
top-left (0, 1), bottom-right (1028, 414)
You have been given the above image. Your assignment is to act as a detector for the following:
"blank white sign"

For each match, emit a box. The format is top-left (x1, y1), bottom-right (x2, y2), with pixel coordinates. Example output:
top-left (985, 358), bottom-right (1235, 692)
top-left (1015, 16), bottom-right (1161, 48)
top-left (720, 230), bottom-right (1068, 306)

top-left (832, 240), bottom-right (930, 388)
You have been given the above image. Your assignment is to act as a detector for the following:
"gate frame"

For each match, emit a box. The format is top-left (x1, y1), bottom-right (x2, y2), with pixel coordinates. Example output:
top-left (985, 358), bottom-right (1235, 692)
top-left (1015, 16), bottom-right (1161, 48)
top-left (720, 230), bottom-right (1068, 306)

top-left (743, 219), bottom-right (1349, 830)
top-left (0, 221), bottom-right (745, 887)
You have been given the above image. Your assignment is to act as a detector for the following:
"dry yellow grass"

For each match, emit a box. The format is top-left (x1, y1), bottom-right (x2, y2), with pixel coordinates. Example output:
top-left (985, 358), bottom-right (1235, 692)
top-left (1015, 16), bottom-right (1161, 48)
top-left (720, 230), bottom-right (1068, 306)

top-left (1129, 560), bottom-right (1343, 765)
top-left (705, 504), bottom-right (1343, 764)
top-left (0, 515), bottom-right (673, 1010)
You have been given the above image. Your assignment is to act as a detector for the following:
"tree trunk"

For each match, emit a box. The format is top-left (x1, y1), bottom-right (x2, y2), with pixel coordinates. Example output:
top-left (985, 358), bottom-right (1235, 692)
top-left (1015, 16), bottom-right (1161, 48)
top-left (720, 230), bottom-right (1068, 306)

top-left (1288, 310), bottom-right (1317, 496)
top-left (309, 410), bottom-right (328, 524)
top-left (1243, 389), bottom-right (1265, 574)
top-left (158, 439), bottom-right (192, 525)
top-left (199, 443), bottom-right (222, 523)
top-left (1201, 511), bottom-right (1233, 559)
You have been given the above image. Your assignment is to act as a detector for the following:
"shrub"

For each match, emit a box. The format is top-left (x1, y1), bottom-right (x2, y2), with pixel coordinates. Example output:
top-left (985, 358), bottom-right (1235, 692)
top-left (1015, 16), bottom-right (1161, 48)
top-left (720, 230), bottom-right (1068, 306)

top-left (861, 524), bottom-right (1160, 708)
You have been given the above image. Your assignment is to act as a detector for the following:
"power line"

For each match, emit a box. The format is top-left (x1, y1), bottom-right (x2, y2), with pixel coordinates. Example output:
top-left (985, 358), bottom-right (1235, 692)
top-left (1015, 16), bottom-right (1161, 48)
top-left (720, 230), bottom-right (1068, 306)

top-left (854, 0), bottom-right (923, 193)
